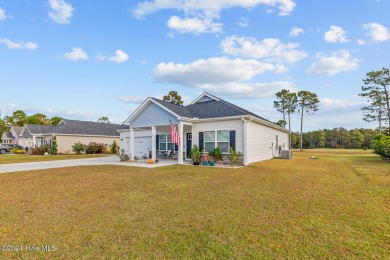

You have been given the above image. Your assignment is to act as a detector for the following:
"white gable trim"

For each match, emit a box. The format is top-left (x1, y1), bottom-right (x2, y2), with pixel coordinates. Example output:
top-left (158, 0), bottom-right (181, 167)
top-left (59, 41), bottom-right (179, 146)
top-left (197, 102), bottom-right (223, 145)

top-left (19, 125), bottom-right (31, 137)
top-left (123, 98), bottom-right (182, 125)
top-left (190, 92), bottom-right (220, 105)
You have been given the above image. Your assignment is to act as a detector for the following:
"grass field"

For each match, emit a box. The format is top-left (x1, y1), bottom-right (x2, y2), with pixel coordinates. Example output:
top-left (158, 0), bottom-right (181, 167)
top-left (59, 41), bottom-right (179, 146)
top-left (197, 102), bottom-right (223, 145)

top-left (0, 149), bottom-right (389, 258)
top-left (0, 154), bottom-right (107, 164)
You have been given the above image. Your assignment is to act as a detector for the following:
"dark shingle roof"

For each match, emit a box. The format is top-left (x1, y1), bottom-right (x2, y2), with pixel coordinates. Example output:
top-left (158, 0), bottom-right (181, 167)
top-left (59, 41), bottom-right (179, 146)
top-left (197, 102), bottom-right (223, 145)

top-left (54, 119), bottom-right (127, 136)
top-left (3, 132), bottom-right (13, 139)
top-left (150, 94), bottom-right (270, 122)
top-left (23, 120), bottom-right (128, 137)
top-left (151, 98), bottom-right (193, 118)
top-left (11, 126), bottom-right (23, 136)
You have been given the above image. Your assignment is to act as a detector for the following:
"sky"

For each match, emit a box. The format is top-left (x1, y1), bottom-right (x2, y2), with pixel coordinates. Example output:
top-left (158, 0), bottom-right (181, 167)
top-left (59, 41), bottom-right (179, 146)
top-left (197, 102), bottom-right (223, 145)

top-left (1, 0), bottom-right (389, 131)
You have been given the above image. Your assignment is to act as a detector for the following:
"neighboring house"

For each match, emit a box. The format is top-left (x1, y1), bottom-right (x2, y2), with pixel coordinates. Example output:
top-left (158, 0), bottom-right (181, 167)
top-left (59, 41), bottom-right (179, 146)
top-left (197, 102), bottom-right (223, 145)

top-left (19, 119), bottom-right (128, 153)
top-left (119, 92), bottom-right (289, 165)
top-left (1, 126), bottom-right (23, 144)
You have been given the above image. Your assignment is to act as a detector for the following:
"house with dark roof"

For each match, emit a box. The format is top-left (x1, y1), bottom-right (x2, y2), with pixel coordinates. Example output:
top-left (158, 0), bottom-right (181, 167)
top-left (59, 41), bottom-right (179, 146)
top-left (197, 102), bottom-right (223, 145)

top-left (19, 119), bottom-right (127, 153)
top-left (120, 92), bottom-right (289, 165)
top-left (1, 126), bottom-right (23, 144)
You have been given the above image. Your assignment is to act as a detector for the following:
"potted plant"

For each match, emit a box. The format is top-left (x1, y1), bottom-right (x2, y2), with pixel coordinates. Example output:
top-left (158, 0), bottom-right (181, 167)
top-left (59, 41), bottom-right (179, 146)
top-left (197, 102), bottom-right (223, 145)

top-left (209, 147), bottom-right (222, 166)
top-left (190, 144), bottom-right (202, 165)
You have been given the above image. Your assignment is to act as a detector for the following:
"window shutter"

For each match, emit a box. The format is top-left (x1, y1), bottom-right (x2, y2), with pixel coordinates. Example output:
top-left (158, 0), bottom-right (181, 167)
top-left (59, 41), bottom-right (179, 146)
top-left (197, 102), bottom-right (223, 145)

top-left (229, 131), bottom-right (236, 151)
top-left (199, 132), bottom-right (204, 150)
top-left (175, 144), bottom-right (178, 151)
top-left (156, 135), bottom-right (159, 150)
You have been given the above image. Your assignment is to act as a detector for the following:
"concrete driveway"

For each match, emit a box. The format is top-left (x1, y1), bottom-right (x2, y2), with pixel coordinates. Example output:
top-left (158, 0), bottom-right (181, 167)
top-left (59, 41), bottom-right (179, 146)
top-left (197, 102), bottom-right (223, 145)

top-left (0, 156), bottom-right (177, 173)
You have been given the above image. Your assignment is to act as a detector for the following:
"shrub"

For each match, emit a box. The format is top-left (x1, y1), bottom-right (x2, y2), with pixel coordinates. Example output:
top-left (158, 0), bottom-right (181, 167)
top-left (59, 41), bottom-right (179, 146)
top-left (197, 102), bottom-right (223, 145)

top-left (190, 144), bottom-right (202, 163)
top-left (10, 148), bottom-right (19, 154)
top-left (50, 136), bottom-right (58, 155)
top-left (227, 147), bottom-right (243, 165)
top-left (86, 142), bottom-right (106, 154)
top-left (208, 147), bottom-right (222, 163)
top-left (371, 134), bottom-right (390, 161)
top-left (31, 146), bottom-right (47, 155)
top-left (111, 140), bottom-right (119, 154)
top-left (119, 153), bottom-right (130, 161)
top-left (16, 149), bottom-right (26, 154)
top-left (72, 142), bottom-right (87, 155)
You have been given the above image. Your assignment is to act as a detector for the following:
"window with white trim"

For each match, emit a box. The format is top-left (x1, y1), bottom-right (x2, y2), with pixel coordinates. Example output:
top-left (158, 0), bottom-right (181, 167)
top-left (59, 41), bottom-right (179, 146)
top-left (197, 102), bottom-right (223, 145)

top-left (159, 134), bottom-right (176, 151)
top-left (204, 130), bottom-right (229, 153)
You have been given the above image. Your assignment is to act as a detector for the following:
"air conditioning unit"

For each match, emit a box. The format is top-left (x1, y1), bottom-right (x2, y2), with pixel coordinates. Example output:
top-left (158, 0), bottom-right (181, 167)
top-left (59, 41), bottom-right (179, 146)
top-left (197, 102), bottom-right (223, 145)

top-left (280, 150), bottom-right (292, 159)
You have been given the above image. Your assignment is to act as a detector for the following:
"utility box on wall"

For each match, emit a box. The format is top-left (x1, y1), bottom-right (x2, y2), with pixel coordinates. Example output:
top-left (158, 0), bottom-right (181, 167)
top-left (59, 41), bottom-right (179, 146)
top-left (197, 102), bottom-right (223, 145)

top-left (280, 150), bottom-right (292, 159)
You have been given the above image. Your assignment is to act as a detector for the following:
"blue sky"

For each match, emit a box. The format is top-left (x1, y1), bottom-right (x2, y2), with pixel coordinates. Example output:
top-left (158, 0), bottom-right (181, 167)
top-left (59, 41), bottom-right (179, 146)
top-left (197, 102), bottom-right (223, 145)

top-left (1, 0), bottom-right (389, 131)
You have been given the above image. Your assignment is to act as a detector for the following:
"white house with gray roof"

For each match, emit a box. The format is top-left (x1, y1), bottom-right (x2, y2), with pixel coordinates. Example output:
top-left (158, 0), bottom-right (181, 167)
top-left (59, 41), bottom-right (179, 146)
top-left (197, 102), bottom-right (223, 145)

top-left (119, 92), bottom-right (289, 165)
top-left (1, 126), bottom-right (23, 144)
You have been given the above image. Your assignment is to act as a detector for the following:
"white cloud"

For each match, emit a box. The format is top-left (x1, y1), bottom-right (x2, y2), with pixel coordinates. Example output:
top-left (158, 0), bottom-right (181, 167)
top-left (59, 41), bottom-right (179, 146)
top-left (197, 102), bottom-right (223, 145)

top-left (289, 27), bottom-right (304, 37)
top-left (63, 47), bottom-right (88, 61)
top-left (117, 96), bottom-right (145, 104)
top-left (48, 0), bottom-right (74, 24)
top-left (132, 0), bottom-right (296, 18)
top-left (0, 38), bottom-right (38, 50)
top-left (97, 50), bottom-right (129, 63)
top-left (237, 17), bottom-right (249, 27)
top-left (307, 50), bottom-right (360, 76)
top-left (167, 16), bottom-right (222, 34)
top-left (324, 26), bottom-right (348, 43)
top-left (153, 56), bottom-right (293, 98)
top-left (320, 97), bottom-right (365, 109)
top-left (220, 35), bottom-right (307, 63)
top-left (357, 39), bottom-right (366, 45)
top-left (132, 0), bottom-right (295, 34)
top-left (363, 22), bottom-right (390, 42)
top-left (0, 7), bottom-right (6, 21)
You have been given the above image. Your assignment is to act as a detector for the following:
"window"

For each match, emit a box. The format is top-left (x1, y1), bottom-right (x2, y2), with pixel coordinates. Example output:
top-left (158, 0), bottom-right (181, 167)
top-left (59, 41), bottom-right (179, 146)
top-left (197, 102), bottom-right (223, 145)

top-left (204, 130), bottom-right (229, 153)
top-left (159, 134), bottom-right (176, 151)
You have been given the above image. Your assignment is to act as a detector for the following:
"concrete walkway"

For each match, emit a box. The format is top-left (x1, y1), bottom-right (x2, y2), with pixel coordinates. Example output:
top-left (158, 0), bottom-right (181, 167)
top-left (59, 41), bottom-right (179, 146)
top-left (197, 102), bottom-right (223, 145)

top-left (0, 156), bottom-right (177, 173)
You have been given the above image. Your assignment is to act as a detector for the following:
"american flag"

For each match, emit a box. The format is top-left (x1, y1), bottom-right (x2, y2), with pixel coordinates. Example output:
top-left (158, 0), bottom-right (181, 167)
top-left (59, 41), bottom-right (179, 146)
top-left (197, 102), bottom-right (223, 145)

top-left (170, 124), bottom-right (180, 145)
top-left (12, 137), bottom-right (17, 145)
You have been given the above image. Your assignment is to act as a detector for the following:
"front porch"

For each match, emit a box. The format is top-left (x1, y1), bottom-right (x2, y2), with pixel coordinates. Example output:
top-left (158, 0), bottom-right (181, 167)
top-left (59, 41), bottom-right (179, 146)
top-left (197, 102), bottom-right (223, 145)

top-left (125, 122), bottom-right (193, 164)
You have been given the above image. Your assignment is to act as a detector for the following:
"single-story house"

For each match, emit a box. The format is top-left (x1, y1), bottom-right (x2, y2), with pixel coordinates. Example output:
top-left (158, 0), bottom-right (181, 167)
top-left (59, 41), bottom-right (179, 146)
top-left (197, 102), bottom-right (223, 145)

top-left (1, 126), bottom-right (23, 144)
top-left (19, 119), bottom-right (128, 153)
top-left (119, 92), bottom-right (289, 165)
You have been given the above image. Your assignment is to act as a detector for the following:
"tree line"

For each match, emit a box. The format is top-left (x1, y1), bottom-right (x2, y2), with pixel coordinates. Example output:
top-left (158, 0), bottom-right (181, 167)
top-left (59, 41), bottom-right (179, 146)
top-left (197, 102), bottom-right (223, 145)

top-left (274, 67), bottom-right (390, 150)
top-left (289, 128), bottom-right (384, 149)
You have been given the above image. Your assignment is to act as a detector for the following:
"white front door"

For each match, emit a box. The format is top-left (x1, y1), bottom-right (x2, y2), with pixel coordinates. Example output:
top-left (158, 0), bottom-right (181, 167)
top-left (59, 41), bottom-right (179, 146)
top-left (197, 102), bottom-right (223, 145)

top-left (134, 137), bottom-right (152, 158)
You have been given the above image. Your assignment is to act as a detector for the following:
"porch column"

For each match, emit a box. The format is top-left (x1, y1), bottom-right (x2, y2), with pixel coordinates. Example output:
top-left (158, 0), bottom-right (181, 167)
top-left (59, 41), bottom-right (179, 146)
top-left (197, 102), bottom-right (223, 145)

top-left (178, 122), bottom-right (184, 164)
top-left (130, 127), bottom-right (134, 160)
top-left (151, 126), bottom-right (156, 161)
top-left (32, 136), bottom-right (36, 147)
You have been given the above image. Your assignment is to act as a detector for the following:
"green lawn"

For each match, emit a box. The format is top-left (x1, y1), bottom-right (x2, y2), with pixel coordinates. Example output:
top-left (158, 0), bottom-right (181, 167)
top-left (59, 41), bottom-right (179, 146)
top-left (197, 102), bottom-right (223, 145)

top-left (0, 154), bottom-right (108, 164)
top-left (0, 149), bottom-right (389, 258)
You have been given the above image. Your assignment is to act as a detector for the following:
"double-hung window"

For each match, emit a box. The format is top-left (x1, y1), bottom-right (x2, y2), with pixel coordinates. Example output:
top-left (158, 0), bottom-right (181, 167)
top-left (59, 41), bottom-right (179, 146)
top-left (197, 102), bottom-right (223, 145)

top-left (159, 134), bottom-right (176, 151)
top-left (204, 130), bottom-right (229, 153)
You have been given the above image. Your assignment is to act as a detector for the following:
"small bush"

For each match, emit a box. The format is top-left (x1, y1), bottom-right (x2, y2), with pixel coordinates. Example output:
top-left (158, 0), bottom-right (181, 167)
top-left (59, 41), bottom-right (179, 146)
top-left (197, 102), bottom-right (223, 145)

top-left (10, 148), bottom-right (19, 154)
top-left (227, 147), bottom-right (243, 165)
top-left (16, 149), bottom-right (26, 154)
top-left (111, 140), bottom-right (119, 154)
top-left (72, 142), bottom-right (87, 155)
top-left (50, 136), bottom-right (58, 155)
top-left (371, 134), bottom-right (390, 161)
top-left (86, 142), bottom-right (106, 154)
top-left (119, 154), bottom-right (130, 161)
top-left (31, 146), bottom-right (47, 155)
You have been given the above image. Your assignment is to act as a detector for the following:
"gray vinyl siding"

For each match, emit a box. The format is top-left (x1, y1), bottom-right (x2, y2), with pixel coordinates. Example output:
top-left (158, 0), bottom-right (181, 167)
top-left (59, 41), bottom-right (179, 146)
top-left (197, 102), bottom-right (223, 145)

top-left (246, 121), bottom-right (289, 164)
top-left (192, 119), bottom-right (243, 153)
top-left (130, 103), bottom-right (179, 127)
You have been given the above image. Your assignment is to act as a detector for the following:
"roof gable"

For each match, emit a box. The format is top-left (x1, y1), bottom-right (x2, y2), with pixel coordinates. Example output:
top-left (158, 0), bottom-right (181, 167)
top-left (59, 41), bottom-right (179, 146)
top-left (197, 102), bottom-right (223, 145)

top-left (190, 92), bottom-right (220, 105)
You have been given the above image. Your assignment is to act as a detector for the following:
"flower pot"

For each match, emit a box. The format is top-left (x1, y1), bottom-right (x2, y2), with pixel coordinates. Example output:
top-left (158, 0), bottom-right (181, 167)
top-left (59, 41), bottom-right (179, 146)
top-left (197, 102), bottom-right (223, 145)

top-left (203, 161), bottom-right (209, 166)
top-left (193, 161), bottom-right (200, 165)
top-left (210, 161), bottom-right (215, 166)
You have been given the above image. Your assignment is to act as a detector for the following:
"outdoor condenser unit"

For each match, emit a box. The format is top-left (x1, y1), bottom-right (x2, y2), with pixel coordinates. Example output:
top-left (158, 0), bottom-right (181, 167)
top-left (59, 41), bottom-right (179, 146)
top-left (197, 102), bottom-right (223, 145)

top-left (280, 150), bottom-right (292, 159)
